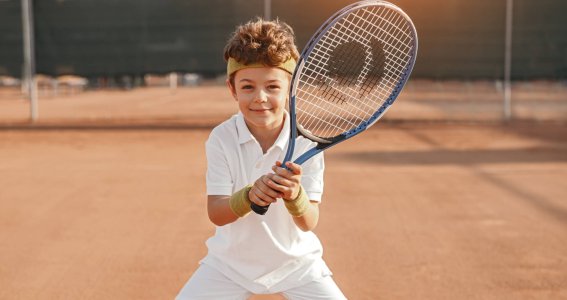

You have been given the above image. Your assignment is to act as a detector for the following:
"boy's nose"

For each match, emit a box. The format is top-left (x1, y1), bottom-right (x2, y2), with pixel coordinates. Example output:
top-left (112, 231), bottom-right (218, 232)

top-left (254, 89), bottom-right (268, 102)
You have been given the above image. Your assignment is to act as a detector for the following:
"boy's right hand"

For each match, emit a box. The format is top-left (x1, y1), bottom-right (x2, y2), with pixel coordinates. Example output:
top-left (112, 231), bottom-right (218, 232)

top-left (248, 175), bottom-right (284, 207)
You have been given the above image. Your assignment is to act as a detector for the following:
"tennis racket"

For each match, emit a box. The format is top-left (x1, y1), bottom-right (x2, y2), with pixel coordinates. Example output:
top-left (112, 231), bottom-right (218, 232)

top-left (251, 0), bottom-right (418, 215)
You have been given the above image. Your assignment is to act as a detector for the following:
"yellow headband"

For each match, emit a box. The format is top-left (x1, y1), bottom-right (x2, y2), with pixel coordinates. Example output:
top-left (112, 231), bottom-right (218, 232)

top-left (227, 57), bottom-right (297, 77)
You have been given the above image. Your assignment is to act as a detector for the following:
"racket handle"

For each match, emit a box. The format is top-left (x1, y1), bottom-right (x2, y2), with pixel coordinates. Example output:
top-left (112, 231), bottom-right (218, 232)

top-left (251, 203), bottom-right (270, 215)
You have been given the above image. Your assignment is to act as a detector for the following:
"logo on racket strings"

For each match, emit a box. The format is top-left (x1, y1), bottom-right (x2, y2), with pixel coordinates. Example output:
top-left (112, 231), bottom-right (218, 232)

top-left (320, 38), bottom-right (386, 104)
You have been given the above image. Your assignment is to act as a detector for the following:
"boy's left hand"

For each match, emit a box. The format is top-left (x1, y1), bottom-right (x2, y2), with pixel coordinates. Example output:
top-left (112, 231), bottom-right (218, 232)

top-left (264, 161), bottom-right (302, 201)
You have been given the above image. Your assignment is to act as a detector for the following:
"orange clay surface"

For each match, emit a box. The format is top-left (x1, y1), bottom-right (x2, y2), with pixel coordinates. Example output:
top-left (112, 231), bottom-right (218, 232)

top-left (0, 85), bottom-right (566, 299)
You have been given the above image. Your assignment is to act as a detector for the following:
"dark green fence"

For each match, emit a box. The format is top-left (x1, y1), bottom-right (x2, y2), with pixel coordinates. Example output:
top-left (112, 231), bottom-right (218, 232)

top-left (1, 0), bottom-right (566, 79)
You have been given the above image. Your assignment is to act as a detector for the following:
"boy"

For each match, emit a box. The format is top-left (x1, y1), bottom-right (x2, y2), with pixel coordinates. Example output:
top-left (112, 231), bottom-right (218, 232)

top-left (176, 18), bottom-right (346, 300)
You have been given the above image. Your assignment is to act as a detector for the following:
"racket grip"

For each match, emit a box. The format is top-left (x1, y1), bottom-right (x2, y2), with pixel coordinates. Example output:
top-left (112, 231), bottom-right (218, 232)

top-left (251, 203), bottom-right (270, 215)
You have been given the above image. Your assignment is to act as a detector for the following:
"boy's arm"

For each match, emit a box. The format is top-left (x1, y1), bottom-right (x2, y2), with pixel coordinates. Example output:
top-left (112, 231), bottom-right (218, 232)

top-left (265, 161), bottom-right (320, 232)
top-left (291, 201), bottom-right (320, 232)
top-left (207, 195), bottom-right (238, 226)
top-left (209, 181), bottom-right (281, 226)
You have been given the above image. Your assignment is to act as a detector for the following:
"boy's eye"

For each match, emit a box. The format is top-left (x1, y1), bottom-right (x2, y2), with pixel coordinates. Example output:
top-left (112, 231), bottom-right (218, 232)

top-left (241, 85), bottom-right (254, 90)
top-left (268, 85), bottom-right (281, 90)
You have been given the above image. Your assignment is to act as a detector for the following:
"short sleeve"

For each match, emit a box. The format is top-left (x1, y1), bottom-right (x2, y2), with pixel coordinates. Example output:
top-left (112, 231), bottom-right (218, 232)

top-left (205, 132), bottom-right (233, 196)
top-left (299, 151), bottom-right (325, 202)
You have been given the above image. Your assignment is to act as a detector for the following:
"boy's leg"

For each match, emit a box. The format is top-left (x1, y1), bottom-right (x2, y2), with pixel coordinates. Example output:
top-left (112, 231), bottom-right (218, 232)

top-left (176, 264), bottom-right (252, 300)
top-left (281, 275), bottom-right (347, 300)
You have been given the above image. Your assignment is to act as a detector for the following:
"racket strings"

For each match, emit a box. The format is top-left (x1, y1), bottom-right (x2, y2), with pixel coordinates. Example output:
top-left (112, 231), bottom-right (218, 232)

top-left (329, 8), bottom-right (408, 96)
top-left (296, 5), bottom-right (415, 139)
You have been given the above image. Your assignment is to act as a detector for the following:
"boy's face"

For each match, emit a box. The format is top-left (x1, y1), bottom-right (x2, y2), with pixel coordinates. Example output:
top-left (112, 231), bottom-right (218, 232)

top-left (229, 67), bottom-right (290, 133)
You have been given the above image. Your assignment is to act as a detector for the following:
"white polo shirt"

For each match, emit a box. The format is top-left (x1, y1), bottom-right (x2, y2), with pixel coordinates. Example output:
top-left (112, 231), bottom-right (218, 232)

top-left (201, 112), bottom-right (331, 294)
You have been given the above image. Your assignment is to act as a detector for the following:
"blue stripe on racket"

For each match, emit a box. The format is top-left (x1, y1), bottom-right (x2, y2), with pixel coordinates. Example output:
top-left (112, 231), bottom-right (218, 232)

top-left (251, 0), bottom-right (418, 215)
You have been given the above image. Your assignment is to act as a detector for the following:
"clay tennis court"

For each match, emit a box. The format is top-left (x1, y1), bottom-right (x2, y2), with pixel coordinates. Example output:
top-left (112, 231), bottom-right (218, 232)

top-left (1, 85), bottom-right (566, 299)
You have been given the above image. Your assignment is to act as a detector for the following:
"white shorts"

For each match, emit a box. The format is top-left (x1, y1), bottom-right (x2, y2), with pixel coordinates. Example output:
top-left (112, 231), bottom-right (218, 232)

top-left (176, 264), bottom-right (347, 300)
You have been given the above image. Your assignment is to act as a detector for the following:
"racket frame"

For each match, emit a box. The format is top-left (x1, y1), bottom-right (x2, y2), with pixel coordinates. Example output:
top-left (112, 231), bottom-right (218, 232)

top-left (283, 0), bottom-right (418, 166)
top-left (251, 0), bottom-right (418, 215)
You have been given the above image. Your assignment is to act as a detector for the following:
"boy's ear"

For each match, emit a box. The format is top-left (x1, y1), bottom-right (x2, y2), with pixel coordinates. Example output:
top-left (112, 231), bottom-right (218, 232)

top-left (226, 79), bottom-right (237, 101)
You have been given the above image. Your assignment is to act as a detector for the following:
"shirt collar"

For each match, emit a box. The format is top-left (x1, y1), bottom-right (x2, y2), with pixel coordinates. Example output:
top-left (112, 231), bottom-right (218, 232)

top-left (235, 111), bottom-right (290, 152)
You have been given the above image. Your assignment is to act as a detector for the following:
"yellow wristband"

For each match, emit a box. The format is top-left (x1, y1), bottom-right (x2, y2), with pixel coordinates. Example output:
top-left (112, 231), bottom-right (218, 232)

top-left (284, 185), bottom-right (310, 217)
top-left (229, 185), bottom-right (253, 218)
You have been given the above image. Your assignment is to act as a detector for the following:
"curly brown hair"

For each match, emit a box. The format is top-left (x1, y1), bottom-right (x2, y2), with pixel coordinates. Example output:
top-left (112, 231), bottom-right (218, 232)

top-left (224, 18), bottom-right (299, 67)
